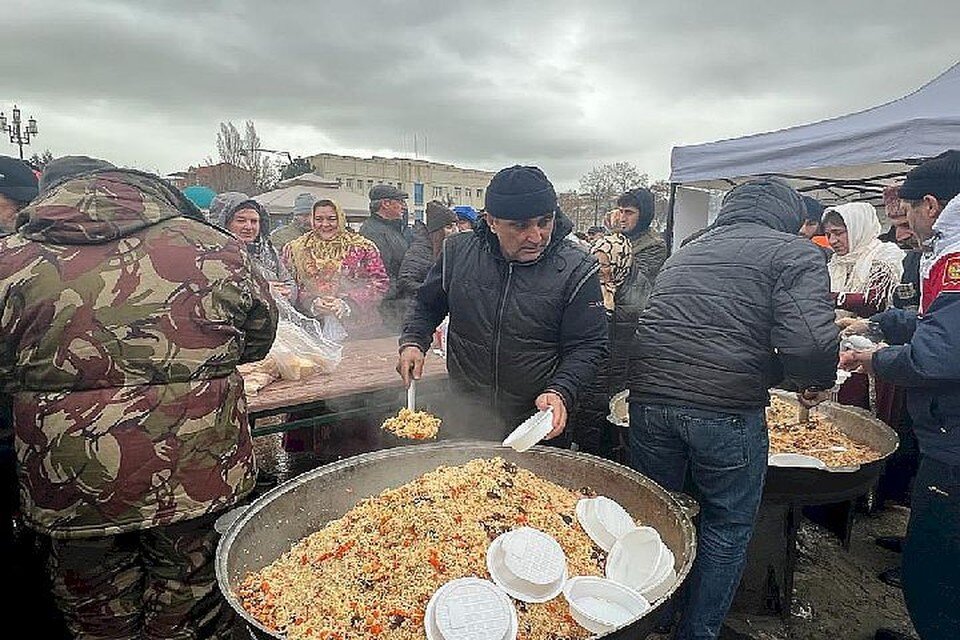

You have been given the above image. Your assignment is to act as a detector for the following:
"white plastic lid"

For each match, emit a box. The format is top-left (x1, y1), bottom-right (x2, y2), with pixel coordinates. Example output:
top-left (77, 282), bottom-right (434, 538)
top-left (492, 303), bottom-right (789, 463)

top-left (426, 577), bottom-right (517, 640)
top-left (502, 408), bottom-right (553, 452)
top-left (576, 496), bottom-right (637, 551)
top-left (563, 576), bottom-right (650, 634)
top-left (605, 527), bottom-right (665, 591)
top-left (487, 528), bottom-right (568, 603)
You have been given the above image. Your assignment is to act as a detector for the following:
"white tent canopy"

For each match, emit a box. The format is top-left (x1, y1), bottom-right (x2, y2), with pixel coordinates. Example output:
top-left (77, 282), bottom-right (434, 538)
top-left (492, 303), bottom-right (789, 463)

top-left (253, 173), bottom-right (371, 222)
top-left (668, 61), bottom-right (960, 246)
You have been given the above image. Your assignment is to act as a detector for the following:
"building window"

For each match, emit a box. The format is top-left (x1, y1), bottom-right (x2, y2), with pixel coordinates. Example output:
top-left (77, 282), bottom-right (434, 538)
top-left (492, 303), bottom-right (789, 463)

top-left (367, 179), bottom-right (374, 188)
top-left (454, 187), bottom-right (461, 199)
top-left (433, 186), bottom-right (443, 198)
top-left (345, 179), bottom-right (353, 189)
top-left (398, 182), bottom-right (403, 190)
top-left (477, 188), bottom-right (483, 199)
top-left (414, 183), bottom-right (424, 206)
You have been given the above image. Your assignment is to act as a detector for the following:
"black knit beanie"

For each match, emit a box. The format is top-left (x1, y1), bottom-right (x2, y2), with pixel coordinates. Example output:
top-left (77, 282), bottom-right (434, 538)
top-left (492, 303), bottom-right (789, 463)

top-left (0, 155), bottom-right (38, 204)
top-left (425, 200), bottom-right (457, 233)
top-left (898, 150), bottom-right (960, 203)
top-left (484, 165), bottom-right (557, 220)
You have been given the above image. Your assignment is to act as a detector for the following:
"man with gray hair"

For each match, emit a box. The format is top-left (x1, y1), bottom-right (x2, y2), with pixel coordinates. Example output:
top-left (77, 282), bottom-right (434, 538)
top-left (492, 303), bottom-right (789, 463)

top-left (270, 192), bottom-right (315, 252)
top-left (361, 184), bottom-right (411, 330)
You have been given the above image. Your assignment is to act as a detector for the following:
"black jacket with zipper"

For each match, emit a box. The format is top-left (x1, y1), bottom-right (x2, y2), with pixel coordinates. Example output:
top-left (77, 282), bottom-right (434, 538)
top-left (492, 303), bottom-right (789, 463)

top-left (629, 178), bottom-right (839, 411)
top-left (400, 212), bottom-right (608, 434)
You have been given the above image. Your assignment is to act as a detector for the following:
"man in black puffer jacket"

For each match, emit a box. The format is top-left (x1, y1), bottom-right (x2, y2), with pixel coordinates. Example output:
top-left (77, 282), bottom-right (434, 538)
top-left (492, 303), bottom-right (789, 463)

top-left (398, 165), bottom-right (608, 441)
top-left (628, 178), bottom-right (838, 640)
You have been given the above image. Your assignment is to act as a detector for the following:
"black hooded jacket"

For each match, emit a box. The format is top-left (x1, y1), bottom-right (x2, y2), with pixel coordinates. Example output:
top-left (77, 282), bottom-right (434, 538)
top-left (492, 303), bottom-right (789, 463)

top-left (400, 211), bottom-right (609, 434)
top-left (629, 178), bottom-right (839, 411)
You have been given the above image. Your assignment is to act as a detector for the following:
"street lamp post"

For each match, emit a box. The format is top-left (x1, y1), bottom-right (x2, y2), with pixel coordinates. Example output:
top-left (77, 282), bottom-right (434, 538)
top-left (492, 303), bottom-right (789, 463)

top-left (0, 105), bottom-right (39, 160)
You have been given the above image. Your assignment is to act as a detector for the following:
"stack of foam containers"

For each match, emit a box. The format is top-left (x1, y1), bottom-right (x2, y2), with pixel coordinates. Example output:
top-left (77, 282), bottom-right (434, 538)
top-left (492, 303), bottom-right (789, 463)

top-left (424, 495), bottom-right (673, 638)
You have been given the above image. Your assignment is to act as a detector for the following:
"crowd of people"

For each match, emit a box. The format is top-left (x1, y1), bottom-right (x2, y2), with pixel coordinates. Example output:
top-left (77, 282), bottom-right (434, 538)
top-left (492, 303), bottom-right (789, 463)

top-left (0, 148), bottom-right (957, 640)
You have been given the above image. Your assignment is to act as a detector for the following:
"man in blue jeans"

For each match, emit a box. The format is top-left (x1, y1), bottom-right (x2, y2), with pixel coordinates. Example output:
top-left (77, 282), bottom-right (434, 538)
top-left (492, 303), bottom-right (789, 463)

top-left (628, 178), bottom-right (839, 639)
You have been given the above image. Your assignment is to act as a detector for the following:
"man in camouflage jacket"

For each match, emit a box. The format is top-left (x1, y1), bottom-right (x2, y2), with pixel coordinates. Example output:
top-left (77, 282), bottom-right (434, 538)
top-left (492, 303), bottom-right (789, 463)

top-left (0, 168), bottom-right (277, 639)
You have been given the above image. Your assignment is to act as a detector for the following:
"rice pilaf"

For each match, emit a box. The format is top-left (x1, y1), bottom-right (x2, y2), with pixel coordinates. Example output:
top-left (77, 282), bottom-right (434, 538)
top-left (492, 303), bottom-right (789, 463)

top-left (766, 395), bottom-right (881, 467)
top-left (380, 408), bottom-right (441, 440)
top-left (237, 457), bottom-right (626, 639)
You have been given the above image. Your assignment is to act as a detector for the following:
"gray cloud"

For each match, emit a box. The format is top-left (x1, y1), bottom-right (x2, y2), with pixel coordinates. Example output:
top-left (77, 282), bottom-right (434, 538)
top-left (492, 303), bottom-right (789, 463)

top-left (2, 0), bottom-right (958, 188)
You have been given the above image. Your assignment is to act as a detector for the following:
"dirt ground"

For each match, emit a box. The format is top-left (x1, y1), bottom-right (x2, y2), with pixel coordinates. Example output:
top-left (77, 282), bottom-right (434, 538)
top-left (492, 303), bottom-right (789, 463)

top-left (249, 433), bottom-right (917, 640)
top-left (719, 506), bottom-right (915, 640)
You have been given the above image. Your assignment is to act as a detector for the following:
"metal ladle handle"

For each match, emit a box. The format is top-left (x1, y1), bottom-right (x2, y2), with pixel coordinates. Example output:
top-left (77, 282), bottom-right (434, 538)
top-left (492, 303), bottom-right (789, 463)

top-left (407, 379), bottom-right (417, 412)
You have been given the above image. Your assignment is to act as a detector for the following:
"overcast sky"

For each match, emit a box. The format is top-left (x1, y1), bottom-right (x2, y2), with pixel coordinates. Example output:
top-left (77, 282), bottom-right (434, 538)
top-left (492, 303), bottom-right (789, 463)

top-left (2, 0), bottom-right (958, 189)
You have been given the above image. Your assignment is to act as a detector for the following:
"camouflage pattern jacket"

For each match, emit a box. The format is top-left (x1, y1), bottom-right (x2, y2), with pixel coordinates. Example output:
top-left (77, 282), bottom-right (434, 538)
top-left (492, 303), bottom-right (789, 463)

top-left (0, 171), bottom-right (278, 538)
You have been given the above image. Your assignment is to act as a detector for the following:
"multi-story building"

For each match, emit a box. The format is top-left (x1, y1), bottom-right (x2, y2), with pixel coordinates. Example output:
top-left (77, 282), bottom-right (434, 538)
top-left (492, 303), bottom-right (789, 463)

top-left (304, 153), bottom-right (495, 222)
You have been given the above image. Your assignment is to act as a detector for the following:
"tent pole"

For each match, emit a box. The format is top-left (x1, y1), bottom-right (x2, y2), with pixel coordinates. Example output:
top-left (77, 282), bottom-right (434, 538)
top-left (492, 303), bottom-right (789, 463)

top-left (665, 182), bottom-right (678, 254)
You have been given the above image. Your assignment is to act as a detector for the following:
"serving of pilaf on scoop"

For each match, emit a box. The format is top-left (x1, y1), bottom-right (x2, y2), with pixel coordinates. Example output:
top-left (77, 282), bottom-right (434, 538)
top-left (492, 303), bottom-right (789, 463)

top-left (236, 457), bottom-right (641, 639)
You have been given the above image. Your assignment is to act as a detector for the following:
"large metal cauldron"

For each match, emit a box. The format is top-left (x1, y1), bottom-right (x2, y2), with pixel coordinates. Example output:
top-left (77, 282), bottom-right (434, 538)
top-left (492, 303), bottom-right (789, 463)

top-left (217, 441), bottom-right (697, 639)
top-left (609, 390), bottom-right (899, 505)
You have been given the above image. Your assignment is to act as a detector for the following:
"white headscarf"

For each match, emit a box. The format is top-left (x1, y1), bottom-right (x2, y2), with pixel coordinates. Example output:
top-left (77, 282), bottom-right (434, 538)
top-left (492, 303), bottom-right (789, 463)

top-left (826, 202), bottom-right (905, 307)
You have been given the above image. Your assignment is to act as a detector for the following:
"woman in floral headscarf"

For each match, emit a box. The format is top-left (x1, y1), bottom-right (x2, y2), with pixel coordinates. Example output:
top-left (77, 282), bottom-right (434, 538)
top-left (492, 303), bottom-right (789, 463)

top-left (284, 198), bottom-right (390, 338)
top-left (568, 232), bottom-right (652, 460)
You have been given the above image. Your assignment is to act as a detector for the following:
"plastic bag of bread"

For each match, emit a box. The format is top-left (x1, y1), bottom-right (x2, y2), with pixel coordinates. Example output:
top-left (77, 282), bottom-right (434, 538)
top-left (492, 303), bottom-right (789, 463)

top-left (238, 356), bottom-right (281, 395)
top-left (269, 298), bottom-right (343, 381)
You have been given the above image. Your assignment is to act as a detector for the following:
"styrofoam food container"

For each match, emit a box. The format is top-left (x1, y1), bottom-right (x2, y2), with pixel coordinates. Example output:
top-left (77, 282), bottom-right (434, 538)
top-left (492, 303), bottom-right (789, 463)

top-left (576, 496), bottom-right (638, 551)
top-left (425, 577), bottom-right (517, 640)
top-left (637, 546), bottom-right (676, 597)
top-left (605, 527), bottom-right (665, 591)
top-left (563, 576), bottom-right (651, 634)
top-left (641, 567), bottom-right (678, 602)
top-left (487, 527), bottom-right (568, 602)
top-left (502, 408), bottom-right (553, 452)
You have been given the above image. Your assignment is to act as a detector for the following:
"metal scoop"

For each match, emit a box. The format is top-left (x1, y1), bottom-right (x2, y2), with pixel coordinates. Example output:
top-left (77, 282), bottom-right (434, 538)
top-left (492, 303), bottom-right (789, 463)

top-left (406, 379), bottom-right (417, 412)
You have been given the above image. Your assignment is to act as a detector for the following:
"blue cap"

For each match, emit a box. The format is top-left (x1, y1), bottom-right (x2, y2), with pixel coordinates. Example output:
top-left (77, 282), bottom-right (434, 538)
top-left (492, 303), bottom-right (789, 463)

top-left (452, 205), bottom-right (478, 221)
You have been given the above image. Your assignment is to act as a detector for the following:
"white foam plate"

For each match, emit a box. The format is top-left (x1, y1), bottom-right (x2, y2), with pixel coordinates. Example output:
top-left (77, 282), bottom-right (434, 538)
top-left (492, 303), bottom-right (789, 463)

top-left (487, 529), bottom-right (568, 603)
top-left (563, 576), bottom-right (650, 634)
top-left (641, 568), bottom-right (678, 603)
top-left (576, 496), bottom-right (638, 552)
top-left (767, 453), bottom-right (828, 470)
top-left (426, 577), bottom-right (517, 640)
top-left (502, 408), bottom-right (553, 452)
top-left (605, 527), bottom-right (665, 591)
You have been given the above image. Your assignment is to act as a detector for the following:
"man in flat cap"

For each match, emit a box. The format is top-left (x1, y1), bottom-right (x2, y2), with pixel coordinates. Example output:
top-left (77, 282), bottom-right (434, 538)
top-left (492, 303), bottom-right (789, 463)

top-left (397, 165), bottom-right (608, 441)
top-left (362, 184), bottom-right (412, 330)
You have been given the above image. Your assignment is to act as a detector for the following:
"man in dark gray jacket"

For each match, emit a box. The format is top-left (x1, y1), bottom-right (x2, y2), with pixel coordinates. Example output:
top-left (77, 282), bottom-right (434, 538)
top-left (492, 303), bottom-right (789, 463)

top-left (628, 178), bottom-right (838, 640)
top-left (398, 165), bottom-right (608, 441)
top-left (361, 184), bottom-right (411, 331)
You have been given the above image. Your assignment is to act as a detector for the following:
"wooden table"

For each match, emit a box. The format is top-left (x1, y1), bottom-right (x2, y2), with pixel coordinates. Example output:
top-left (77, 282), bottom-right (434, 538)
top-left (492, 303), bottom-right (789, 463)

top-left (247, 336), bottom-right (447, 436)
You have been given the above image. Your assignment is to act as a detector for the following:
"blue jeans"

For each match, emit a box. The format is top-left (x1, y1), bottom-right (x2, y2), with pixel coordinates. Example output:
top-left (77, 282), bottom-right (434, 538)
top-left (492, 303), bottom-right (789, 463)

top-left (902, 455), bottom-right (960, 639)
top-left (628, 403), bottom-right (768, 640)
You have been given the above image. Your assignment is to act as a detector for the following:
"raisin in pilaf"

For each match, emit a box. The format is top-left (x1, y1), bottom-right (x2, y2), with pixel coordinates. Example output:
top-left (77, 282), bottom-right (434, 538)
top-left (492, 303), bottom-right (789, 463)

top-left (237, 458), bottom-right (627, 639)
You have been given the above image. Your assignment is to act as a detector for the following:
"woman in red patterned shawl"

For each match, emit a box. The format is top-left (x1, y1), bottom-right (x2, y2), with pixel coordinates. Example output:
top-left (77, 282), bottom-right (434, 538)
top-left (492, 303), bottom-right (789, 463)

top-left (284, 198), bottom-right (389, 339)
